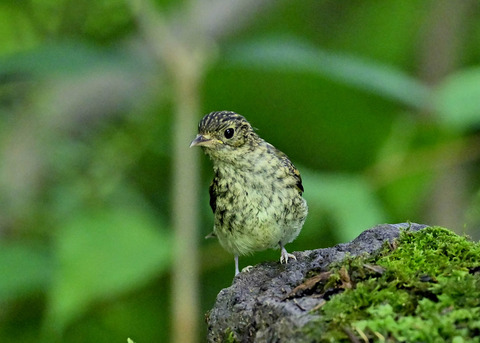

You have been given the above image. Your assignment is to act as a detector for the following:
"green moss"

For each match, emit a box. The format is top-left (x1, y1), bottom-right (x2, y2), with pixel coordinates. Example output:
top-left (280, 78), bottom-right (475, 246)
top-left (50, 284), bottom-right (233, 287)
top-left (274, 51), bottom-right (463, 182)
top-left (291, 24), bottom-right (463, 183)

top-left (223, 328), bottom-right (239, 343)
top-left (305, 227), bottom-right (480, 342)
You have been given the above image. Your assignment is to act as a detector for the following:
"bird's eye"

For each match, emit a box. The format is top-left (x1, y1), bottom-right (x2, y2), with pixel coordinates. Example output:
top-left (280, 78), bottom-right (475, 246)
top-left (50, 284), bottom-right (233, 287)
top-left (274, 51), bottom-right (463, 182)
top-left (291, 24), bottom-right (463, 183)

top-left (224, 128), bottom-right (234, 139)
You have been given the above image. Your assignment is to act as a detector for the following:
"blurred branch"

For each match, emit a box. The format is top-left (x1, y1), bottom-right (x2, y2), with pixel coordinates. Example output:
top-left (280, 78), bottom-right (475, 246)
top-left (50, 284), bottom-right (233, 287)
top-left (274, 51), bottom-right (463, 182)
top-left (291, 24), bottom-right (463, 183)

top-left (417, 0), bottom-right (474, 87)
top-left (127, 2), bottom-right (203, 342)
top-left (416, 0), bottom-right (477, 230)
top-left (189, 0), bottom-right (273, 40)
top-left (0, 118), bottom-right (44, 233)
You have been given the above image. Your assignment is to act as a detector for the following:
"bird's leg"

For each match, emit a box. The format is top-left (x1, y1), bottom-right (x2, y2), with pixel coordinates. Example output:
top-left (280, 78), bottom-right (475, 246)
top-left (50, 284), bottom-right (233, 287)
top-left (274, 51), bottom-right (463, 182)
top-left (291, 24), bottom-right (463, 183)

top-left (234, 255), bottom-right (240, 276)
top-left (280, 244), bottom-right (297, 264)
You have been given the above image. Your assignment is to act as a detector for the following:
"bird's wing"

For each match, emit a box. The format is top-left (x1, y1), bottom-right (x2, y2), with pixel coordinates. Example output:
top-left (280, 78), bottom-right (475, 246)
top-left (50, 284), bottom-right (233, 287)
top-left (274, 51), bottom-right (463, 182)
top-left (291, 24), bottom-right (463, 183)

top-left (267, 143), bottom-right (304, 194)
top-left (209, 176), bottom-right (218, 213)
top-left (284, 157), bottom-right (304, 193)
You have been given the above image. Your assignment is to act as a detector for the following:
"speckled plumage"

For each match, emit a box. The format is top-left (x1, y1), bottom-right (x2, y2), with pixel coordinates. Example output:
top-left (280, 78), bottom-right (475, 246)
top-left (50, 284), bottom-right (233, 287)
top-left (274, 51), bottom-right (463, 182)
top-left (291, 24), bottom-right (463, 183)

top-left (190, 111), bottom-right (308, 275)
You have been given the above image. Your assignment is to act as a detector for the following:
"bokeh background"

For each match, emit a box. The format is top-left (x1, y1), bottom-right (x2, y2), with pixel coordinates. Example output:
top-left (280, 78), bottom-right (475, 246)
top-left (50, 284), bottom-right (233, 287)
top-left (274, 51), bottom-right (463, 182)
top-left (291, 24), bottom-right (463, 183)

top-left (1, 0), bottom-right (480, 342)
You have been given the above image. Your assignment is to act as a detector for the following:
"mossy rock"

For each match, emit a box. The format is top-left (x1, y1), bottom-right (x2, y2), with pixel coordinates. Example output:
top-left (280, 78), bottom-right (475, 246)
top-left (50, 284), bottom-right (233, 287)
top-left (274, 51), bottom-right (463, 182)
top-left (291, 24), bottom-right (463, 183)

top-left (206, 224), bottom-right (480, 343)
top-left (306, 227), bottom-right (480, 342)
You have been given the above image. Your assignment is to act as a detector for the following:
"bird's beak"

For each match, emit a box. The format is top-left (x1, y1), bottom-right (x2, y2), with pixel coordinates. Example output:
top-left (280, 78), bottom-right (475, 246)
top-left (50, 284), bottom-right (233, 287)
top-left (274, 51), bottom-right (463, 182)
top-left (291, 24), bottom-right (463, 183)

top-left (190, 134), bottom-right (221, 148)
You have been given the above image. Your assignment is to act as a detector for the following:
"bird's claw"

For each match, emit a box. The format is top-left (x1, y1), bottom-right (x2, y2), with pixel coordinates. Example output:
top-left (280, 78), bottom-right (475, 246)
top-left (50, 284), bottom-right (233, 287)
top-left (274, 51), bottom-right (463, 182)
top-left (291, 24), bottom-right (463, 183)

top-left (280, 247), bottom-right (297, 264)
top-left (241, 265), bottom-right (254, 273)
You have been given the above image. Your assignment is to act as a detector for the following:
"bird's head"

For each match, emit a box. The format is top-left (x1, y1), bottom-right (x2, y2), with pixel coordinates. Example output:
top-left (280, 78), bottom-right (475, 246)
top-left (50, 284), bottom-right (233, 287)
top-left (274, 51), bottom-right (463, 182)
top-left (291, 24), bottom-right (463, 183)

top-left (190, 111), bottom-right (258, 160)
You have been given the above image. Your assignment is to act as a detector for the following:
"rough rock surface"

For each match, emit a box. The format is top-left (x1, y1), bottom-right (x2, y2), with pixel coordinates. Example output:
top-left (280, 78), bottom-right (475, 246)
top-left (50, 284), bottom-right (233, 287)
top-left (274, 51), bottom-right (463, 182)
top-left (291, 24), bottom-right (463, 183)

top-left (206, 223), bottom-right (428, 343)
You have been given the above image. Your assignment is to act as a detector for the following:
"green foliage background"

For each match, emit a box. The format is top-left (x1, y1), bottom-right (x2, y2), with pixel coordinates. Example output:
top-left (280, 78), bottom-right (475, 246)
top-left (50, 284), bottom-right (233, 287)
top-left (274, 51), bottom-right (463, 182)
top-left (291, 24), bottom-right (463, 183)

top-left (0, 0), bottom-right (480, 342)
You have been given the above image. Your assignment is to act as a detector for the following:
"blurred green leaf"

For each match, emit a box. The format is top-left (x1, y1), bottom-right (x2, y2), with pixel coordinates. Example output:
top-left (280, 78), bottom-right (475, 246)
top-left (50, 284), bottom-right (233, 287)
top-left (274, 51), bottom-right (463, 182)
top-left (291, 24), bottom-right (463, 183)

top-left (0, 42), bottom-right (150, 77)
top-left (433, 67), bottom-right (480, 130)
top-left (225, 37), bottom-right (430, 108)
top-left (46, 206), bottom-right (172, 333)
top-left (0, 243), bottom-right (52, 301)
top-left (0, 4), bottom-right (39, 55)
top-left (302, 169), bottom-right (387, 242)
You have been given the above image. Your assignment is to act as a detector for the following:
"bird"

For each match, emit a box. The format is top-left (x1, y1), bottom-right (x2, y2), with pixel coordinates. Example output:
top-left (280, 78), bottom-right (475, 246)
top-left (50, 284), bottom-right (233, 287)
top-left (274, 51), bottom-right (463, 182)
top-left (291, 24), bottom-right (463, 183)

top-left (190, 111), bottom-right (308, 276)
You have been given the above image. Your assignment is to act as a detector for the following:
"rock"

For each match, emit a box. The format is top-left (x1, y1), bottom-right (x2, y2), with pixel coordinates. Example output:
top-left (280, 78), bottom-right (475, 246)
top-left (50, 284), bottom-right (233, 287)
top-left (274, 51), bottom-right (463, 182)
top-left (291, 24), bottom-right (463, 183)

top-left (206, 223), bottom-right (428, 343)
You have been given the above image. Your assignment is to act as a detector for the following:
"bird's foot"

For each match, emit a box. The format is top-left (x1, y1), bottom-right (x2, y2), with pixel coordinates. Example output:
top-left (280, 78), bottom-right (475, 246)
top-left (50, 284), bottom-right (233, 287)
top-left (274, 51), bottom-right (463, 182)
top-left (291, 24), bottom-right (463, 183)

top-left (234, 254), bottom-right (253, 276)
top-left (280, 246), bottom-right (297, 264)
top-left (241, 265), bottom-right (254, 273)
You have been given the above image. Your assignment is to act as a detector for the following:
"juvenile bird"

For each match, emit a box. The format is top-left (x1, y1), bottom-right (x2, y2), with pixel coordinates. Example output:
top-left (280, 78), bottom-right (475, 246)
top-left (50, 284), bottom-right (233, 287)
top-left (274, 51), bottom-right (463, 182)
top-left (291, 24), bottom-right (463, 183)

top-left (190, 111), bottom-right (308, 276)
